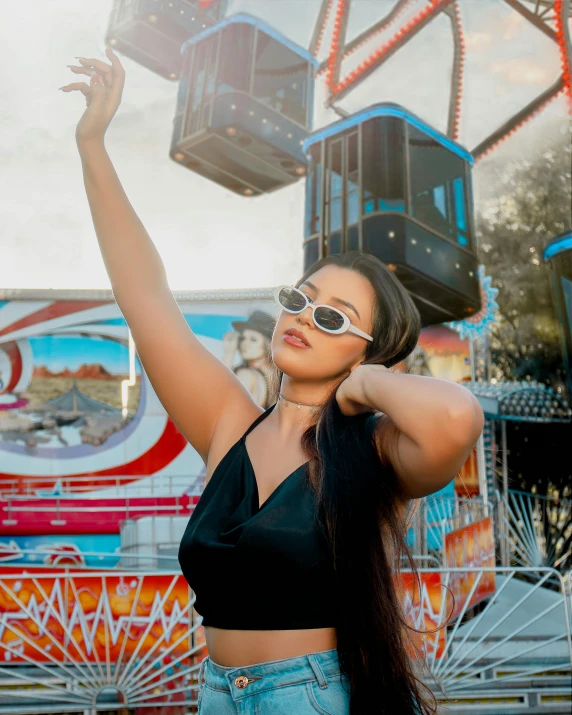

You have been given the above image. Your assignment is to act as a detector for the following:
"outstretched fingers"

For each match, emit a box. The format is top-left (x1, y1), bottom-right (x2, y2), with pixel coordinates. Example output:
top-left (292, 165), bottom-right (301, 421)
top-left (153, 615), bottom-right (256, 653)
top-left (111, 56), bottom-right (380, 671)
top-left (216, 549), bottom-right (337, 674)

top-left (75, 57), bottom-right (112, 74)
top-left (76, 58), bottom-right (112, 85)
top-left (105, 46), bottom-right (125, 80)
top-left (59, 82), bottom-right (91, 97)
top-left (59, 47), bottom-right (125, 105)
top-left (104, 46), bottom-right (126, 98)
top-left (67, 64), bottom-right (103, 77)
top-left (67, 65), bottom-right (110, 87)
top-left (78, 50), bottom-right (125, 84)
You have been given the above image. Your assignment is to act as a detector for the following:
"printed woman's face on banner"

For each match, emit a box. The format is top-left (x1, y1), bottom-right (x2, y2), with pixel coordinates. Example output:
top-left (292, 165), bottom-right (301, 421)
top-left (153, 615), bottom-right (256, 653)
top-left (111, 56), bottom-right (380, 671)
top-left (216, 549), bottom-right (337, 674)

top-left (238, 329), bottom-right (269, 361)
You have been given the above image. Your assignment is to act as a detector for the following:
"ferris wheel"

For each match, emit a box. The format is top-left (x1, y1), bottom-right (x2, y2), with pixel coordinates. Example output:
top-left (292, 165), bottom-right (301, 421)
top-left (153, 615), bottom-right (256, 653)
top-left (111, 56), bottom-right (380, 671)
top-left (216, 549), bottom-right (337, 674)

top-left (104, 0), bottom-right (571, 328)
top-left (106, 1), bottom-right (571, 175)
top-left (307, 0), bottom-right (571, 159)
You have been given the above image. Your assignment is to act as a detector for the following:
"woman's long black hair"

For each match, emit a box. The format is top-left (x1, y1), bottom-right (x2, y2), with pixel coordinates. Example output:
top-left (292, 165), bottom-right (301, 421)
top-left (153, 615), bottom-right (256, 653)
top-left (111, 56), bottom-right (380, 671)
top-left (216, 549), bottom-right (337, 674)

top-left (270, 251), bottom-right (437, 714)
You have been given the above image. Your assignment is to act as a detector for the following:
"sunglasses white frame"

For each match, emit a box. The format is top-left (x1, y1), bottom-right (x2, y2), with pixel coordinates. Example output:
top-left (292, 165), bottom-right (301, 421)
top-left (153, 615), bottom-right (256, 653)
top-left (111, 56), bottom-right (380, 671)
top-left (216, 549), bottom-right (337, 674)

top-left (274, 285), bottom-right (373, 342)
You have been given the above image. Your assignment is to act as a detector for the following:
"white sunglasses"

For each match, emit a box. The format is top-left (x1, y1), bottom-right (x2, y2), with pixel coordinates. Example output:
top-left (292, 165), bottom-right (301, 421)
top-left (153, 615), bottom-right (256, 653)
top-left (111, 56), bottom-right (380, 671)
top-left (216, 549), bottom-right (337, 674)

top-left (274, 285), bottom-right (373, 342)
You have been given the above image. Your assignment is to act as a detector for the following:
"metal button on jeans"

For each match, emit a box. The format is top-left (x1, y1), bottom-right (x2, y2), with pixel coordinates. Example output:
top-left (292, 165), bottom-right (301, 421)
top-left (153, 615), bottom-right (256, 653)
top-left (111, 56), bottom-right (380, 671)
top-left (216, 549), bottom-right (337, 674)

top-left (233, 675), bottom-right (262, 688)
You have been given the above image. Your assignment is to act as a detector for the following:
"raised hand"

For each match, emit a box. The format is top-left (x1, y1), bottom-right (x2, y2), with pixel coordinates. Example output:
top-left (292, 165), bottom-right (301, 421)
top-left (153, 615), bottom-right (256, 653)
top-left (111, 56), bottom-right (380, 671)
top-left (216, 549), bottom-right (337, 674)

top-left (60, 47), bottom-right (126, 145)
top-left (222, 331), bottom-right (240, 355)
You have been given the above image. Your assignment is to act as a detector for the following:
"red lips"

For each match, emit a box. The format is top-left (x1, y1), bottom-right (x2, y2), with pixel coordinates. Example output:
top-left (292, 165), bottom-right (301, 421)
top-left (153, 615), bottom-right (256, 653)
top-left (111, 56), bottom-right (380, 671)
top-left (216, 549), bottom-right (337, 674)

top-left (284, 328), bottom-right (311, 347)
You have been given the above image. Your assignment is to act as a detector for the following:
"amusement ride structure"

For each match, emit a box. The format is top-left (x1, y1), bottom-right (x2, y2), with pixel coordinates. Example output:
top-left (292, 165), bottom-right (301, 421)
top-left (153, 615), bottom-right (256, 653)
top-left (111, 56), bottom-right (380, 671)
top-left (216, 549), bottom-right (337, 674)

top-left (0, 1), bottom-right (571, 713)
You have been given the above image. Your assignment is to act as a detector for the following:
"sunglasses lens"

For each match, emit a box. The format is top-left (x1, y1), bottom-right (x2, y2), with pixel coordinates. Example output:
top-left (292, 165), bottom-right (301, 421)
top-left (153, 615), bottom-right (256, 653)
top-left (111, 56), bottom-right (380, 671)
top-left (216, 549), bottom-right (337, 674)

top-left (279, 287), bottom-right (306, 311)
top-left (314, 306), bottom-right (345, 332)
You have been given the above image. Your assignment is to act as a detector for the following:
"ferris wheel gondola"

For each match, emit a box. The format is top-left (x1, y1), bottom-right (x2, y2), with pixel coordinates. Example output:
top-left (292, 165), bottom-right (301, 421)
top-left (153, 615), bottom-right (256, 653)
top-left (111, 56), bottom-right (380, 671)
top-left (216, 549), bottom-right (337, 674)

top-left (105, 0), bottom-right (227, 81)
top-left (543, 230), bottom-right (572, 398)
top-left (303, 103), bottom-right (481, 327)
top-left (169, 14), bottom-right (318, 196)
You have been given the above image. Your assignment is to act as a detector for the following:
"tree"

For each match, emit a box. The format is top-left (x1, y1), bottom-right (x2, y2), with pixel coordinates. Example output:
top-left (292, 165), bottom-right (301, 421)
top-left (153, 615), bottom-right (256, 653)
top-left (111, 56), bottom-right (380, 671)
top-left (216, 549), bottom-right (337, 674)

top-left (474, 119), bottom-right (572, 396)
top-left (473, 117), bottom-right (572, 501)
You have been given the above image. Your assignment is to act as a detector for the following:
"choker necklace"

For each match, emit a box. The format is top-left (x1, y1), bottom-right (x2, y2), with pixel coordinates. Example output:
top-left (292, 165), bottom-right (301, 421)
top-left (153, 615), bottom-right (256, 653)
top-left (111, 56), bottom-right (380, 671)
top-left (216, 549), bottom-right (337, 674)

top-left (278, 392), bottom-right (321, 413)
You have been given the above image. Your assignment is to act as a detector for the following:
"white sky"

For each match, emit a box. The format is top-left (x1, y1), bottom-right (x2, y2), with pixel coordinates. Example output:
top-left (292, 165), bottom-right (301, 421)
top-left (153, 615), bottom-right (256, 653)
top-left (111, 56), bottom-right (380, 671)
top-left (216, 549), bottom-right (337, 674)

top-left (0, 0), bottom-right (568, 290)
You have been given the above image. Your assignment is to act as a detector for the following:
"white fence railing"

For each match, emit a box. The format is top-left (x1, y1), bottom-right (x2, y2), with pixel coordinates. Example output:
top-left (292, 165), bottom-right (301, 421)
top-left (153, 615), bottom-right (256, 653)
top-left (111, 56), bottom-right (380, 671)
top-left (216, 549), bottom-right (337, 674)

top-left (0, 473), bottom-right (205, 498)
top-left (410, 567), bottom-right (572, 713)
top-left (0, 570), bottom-right (204, 714)
top-left (496, 489), bottom-right (572, 576)
top-left (0, 567), bottom-right (570, 713)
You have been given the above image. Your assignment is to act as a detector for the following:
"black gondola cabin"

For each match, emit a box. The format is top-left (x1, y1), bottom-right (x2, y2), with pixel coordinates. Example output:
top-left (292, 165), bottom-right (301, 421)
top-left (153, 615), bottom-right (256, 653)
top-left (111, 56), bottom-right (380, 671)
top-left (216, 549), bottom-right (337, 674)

top-left (170, 13), bottom-right (317, 196)
top-left (105, 0), bottom-right (226, 81)
top-left (303, 104), bottom-right (481, 326)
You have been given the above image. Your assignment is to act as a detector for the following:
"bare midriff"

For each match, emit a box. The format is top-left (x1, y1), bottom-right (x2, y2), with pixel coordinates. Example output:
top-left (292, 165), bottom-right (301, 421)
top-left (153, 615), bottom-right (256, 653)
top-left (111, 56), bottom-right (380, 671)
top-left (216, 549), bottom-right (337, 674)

top-left (204, 626), bottom-right (338, 667)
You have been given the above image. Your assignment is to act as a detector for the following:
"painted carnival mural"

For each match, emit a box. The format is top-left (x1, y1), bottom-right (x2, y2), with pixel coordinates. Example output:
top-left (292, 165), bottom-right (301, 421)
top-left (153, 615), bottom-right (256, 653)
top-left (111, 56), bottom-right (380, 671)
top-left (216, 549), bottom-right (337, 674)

top-left (0, 299), bottom-right (279, 491)
top-left (0, 296), bottom-right (280, 566)
top-left (0, 294), bottom-right (470, 516)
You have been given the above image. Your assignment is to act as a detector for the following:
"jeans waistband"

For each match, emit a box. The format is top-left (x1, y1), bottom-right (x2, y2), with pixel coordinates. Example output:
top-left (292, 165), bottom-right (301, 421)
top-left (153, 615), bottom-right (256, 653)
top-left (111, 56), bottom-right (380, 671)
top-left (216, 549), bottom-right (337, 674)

top-left (199, 648), bottom-right (343, 701)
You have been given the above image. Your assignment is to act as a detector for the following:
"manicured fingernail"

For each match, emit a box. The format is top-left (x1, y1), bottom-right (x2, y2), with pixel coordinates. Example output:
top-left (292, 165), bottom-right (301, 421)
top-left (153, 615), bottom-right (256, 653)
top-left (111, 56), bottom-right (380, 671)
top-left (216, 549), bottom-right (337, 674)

top-left (58, 86), bottom-right (65, 90)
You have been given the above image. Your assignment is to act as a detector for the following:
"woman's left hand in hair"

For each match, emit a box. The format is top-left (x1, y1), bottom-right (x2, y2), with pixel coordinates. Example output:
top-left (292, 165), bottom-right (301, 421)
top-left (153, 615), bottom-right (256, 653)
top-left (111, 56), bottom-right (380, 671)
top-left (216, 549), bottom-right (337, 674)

top-left (335, 364), bottom-right (386, 417)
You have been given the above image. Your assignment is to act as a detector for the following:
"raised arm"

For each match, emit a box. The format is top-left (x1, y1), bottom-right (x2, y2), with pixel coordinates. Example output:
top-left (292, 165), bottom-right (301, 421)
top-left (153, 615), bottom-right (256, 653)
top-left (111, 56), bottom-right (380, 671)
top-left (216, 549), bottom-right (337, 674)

top-left (61, 48), bottom-right (257, 462)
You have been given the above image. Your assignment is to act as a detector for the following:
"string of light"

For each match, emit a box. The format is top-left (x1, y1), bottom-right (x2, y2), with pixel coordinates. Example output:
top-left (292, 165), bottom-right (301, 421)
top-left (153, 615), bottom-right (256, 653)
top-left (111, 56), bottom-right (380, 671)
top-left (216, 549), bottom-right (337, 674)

top-left (451, 0), bottom-right (465, 141)
top-left (554, 0), bottom-right (572, 109)
top-left (328, 0), bottom-right (452, 95)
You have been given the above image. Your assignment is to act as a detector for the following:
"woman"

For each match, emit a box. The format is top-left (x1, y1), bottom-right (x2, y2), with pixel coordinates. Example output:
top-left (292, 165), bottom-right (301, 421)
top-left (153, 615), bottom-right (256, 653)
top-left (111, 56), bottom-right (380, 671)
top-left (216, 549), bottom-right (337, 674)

top-left (62, 50), bottom-right (484, 715)
top-left (221, 310), bottom-right (278, 408)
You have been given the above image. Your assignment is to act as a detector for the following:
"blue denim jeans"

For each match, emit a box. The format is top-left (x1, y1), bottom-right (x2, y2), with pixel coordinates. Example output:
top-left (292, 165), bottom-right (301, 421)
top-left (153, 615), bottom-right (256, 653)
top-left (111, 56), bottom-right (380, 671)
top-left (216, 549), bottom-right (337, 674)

top-left (196, 647), bottom-right (350, 714)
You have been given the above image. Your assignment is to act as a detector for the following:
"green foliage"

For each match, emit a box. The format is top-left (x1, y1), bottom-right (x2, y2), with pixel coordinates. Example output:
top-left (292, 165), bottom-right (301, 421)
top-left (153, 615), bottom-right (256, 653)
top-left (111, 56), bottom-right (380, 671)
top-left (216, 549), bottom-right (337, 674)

top-left (474, 119), bottom-right (572, 493)
top-left (474, 120), bottom-right (572, 395)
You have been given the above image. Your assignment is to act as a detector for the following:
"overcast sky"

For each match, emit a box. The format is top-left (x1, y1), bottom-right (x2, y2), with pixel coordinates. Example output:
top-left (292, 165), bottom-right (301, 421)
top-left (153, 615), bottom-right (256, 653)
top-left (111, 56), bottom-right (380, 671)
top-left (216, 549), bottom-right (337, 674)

top-left (0, 0), bottom-right (568, 291)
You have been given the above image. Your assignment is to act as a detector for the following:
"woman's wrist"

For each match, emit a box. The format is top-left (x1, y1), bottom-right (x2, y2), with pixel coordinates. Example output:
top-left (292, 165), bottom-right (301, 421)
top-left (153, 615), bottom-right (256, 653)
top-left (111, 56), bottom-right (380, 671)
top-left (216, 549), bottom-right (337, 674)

top-left (349, 364), bottom-right (389, 409)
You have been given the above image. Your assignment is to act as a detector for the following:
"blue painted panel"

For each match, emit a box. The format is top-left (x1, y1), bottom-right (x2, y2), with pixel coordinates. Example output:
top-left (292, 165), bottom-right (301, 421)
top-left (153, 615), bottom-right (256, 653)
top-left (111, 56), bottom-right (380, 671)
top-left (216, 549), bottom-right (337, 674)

top-left (0, 534), bottom-right (121, 568)
top-left (84, 314), bottom-right (252, 341)
top-left (543, 232), bottom-right (572, 261)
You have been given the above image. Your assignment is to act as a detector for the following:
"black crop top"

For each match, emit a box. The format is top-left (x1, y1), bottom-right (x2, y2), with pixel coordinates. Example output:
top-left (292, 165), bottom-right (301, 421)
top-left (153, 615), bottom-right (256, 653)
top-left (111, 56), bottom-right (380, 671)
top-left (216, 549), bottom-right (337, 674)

top-left (178, 402), bottom-right (338, 630)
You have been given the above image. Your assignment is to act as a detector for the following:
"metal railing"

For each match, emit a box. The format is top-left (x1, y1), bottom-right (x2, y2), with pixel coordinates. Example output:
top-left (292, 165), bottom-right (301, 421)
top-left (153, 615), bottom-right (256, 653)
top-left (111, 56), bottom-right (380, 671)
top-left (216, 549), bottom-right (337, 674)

top-left (496, 489), bottom-right (572, 577)
top-left (0, 566), bottom-right (570, 713)
top-left (2, 494), bottom-right (190, 519)
top-left (0, 473), bottom-right (204, 498)
top-left (0, 569), bottom-right (205, 714)
top-left (4, 486), bottom-right (570, 577)
top-left (411, 566), bottom-right (572, 712)
top-left (565, 569), bottom-right (572, 628)
top-left (409, 490), bottom-right (572, 583)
